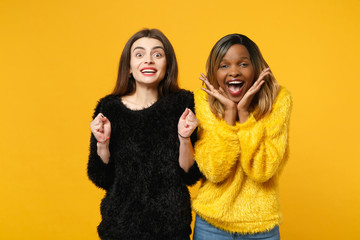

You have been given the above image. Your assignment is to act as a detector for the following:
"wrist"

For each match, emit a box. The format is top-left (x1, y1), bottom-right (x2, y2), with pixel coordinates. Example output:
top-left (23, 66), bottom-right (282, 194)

top-left (97, 136), bottom-right (110, 144)
top-left (97, 141), bottom-right (110, 151)
top-left (178, 132), bottom-right (191, 141)
top-left (224, 101), bottom-right (237, 111)
top-left (238, 110), bottom-right (250, 123)
top-left (97, 144), bottom-right (110, 164)
top-left (224, 108), bottom-right (237, 126)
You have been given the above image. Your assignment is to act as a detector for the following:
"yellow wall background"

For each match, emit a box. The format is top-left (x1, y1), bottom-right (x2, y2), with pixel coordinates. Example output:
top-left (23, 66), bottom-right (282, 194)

top-left (1, 0), bottom-right (359, 239)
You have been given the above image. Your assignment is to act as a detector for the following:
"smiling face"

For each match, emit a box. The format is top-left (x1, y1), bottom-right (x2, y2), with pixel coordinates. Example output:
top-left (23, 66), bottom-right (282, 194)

top-left (130, 37), bottom-right (167, 89)
top-left (216, 44), bottom-right (255, 103)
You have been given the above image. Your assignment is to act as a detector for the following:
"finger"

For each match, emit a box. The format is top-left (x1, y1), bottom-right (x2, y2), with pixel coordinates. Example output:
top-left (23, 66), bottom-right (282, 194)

top-left (201, 87), bottom-right (211, 94)
top-left (199, 73), bottom-right (207, 81)
top-left (258, 68), bottom-right (271, 80)
top-left (200, 73), bottom-right (207, 79)
top-left (201, 87), bottom-right (217, 97)
top-left (253, 80), bottom-right (265, 92)
top-left (185, 109), bottom-right (196, 121)
top-left (94, 113), bottom-right (105, 121)
top-left (186, 117), bottom-right (199, 127)
top-left (103, 124), bottom-right (111, 136)
top-left (254, 71), bottom-right (270, 88)
top-left (248, 80), bottom-right (265, 95)
top-left (99, 115), bottom-right (108, 124)
top-left (218, 87), bottom-right (227, 97)
top-left (187, 108), bottom-right (195, 117)
top-left (199, 77), bottom-right (216, 92)
top-left (90, 120), bottom-right (102, 132)
top-left (180, 108), bottom-right (190, 120)
top-left (199, 78), bottom-right (211, 89)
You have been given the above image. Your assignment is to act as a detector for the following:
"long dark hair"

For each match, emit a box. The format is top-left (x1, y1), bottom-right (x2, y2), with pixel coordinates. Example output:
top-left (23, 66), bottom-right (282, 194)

top-left (206, 34), bottom-right (279, 120)
top-left (112, 28), bottom-right (180, 97)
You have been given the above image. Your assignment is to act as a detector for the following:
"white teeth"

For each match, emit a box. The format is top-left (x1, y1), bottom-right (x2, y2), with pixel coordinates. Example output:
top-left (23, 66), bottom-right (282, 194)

top-left (141, 69), bottom-right (156, 73)
top-left (228, 81), bottom-right (243, 85)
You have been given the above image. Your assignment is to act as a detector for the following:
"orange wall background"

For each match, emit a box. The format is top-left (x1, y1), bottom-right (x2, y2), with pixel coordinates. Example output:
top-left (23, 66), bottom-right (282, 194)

top-left (1, 0), bottom-right (359, 239)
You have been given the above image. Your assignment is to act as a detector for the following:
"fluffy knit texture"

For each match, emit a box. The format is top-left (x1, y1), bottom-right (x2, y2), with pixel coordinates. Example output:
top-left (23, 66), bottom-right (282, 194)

top-left (192, 86), bottom-right (292, 234)
top-left (87, 90), bottom-right (202, 240)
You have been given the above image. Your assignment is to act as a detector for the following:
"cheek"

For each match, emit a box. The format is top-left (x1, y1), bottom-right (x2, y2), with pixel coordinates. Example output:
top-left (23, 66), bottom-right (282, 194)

top-left (247, 67), bottom-right (256, 84)
top-left (160, 60), bottom-right (167, 72)
top-left (129, 60), bottom-right (137, 73)
top-left (216, 71), bottom-right (225, 87)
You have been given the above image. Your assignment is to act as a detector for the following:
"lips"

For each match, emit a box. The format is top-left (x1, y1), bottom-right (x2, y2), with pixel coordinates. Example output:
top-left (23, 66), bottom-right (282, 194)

top-left (140, 67), bottom-right (157, 76)
top-left (226, 80), bottom-right (245, 96)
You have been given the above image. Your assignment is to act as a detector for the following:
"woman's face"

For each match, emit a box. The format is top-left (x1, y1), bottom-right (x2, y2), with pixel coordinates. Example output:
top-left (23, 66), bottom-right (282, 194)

top-left (130, 37), bottom-right (167, 88)
top-left (216, 44), bottom-right (255, 103)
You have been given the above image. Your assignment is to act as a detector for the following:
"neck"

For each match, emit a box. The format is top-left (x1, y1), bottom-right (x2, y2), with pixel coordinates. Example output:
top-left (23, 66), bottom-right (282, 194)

top-left (132, 85), bottom-right (159, 105)
top-left (122, 84), bottom-right (159, 110)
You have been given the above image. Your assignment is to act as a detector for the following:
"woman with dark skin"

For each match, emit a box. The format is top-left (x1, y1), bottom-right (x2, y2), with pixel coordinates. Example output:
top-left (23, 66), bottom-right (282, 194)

top-left (192, 34), bottom-right (292, 240)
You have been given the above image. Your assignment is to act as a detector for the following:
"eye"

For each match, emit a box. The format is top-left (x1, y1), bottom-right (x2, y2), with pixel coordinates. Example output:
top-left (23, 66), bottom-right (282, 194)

top-left (239, 63), bottom-right (249, 67)
top-left (219, 64), bottom-right (228, 69)
top-left (153, 52), bottom-right (163, 58)
top-left (135, 52), bottom-right (143, 57)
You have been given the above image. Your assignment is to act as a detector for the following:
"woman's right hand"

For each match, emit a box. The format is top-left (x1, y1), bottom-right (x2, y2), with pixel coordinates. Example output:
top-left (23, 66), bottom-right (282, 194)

top-left (199, 73), bottom-right (236, 111)
top-left (199, 73), bottom-right (237, 125)
top-left (90, 113), bottom-right (111, 144)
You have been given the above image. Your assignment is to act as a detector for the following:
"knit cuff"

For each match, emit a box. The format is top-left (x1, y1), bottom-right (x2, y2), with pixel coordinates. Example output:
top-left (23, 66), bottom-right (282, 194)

top-left (181, 161), bottom-right (203, 186)
top-left (236, 113), bottom-right (257, 130)
top-left (217, 118), bottom-right (240, 135)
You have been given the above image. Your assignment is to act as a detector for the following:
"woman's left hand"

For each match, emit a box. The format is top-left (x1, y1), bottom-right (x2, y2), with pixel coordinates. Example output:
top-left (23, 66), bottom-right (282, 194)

top-left (237, 68), bottom-right (271, 122)
top-left (177, 108), bottom-right (199, 139)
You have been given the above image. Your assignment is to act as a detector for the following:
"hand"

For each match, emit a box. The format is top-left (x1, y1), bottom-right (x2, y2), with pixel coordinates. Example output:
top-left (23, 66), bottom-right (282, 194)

top-left (177, 108), bottom-right (199, 139)
top-left (200, 73), bottom-right (237, 125)
top-left (90, 113), bottom-right (111, 144)
top-left (237, 68), bottom-right (270, 122)
top-left (199, 73), bottom-right (236, 111)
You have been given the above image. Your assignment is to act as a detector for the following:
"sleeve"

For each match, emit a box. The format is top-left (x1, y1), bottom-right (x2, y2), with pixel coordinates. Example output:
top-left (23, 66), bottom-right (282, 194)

top-left (237, 89), bottom-right (293, 183)
top-left (193, 90), bottom-right (241, 183)
top-left (179, 91), bottom-right (203, 185)
top-left (181, 161), bottom-right (203, 186)
top-left (87, 97), bottom-right (115, 190)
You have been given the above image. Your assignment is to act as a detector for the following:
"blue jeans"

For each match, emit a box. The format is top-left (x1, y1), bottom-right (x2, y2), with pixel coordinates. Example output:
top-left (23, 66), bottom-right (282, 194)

top-left (193, 215), bottom-right (280, 240)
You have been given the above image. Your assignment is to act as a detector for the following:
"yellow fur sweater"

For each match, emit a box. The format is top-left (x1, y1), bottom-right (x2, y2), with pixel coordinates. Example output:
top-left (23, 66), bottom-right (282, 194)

top-left (192, 86), bottom-right (292, 234)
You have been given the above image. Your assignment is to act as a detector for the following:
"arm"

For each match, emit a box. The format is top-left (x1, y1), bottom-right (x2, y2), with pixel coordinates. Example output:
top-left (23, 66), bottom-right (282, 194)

top-left (87, 98), bottom-right (115, 190)
top-left (194, 119), bottom-right (240, 183)
top-left (193, 89), bottom-right (241, 183)
top-left (178, 108), bottom-right (198, 172)
top-left (177, 92), bottom-right (203, 185)
top-left (237, 89), bottom-right (292, 182)
top-left (87, 135), bottom-right (115, 190)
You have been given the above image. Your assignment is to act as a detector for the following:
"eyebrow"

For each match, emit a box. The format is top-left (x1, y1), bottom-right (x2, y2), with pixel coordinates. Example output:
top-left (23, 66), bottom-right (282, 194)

top-left (132, 46), bottom-right (165, 52)
top-left (222, 56), bottom-right (249, 61)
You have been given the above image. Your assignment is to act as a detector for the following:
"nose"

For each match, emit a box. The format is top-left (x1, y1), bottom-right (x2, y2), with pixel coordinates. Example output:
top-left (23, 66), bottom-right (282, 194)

top-left (144, 54), bottom-right (154, 64)
top-left (229, 65), bottom-right (240, 77)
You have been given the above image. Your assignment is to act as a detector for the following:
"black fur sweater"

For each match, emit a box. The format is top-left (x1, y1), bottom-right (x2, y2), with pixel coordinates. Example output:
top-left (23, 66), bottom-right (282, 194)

top-left (88, 90), bottom-right (202, 240)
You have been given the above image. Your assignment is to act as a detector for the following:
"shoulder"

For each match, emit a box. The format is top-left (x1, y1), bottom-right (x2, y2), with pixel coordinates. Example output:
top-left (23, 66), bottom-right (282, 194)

top-left (169, 89), bottom-right (194, 103)
top-left (194, 88), bottom-right (207, 101)
top-left (273, 86), bottom-right (293, 111)
top-left (194, 88), bottom-right (219, 124)
top-left (194, 88), bottom-right (209, 109)
top-left (92, 94), bottom-right (120, 118)
top-left (163, 89), bottom-right (194, 109)
top-left (97, 94), bottom-right (120, 105)
top-left (262, 86), bottom-right (292, 124)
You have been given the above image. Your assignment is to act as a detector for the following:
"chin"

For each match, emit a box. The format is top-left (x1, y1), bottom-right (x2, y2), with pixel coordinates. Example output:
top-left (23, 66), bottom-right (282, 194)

top-left (227, 95), bottom-right (242, 104)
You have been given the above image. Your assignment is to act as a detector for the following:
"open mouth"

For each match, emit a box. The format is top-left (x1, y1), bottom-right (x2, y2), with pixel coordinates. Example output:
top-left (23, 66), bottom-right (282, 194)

top-left (227, 80), bottom-right (245, 95)
top-left (141, 68), bottom-right (157, 75)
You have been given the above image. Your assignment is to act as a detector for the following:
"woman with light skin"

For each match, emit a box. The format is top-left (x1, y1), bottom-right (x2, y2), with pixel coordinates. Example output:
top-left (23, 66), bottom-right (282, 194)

top-left (88, 28), bottom-right (201, 240)
top-left (192, 34), bottom-right (292, 240)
